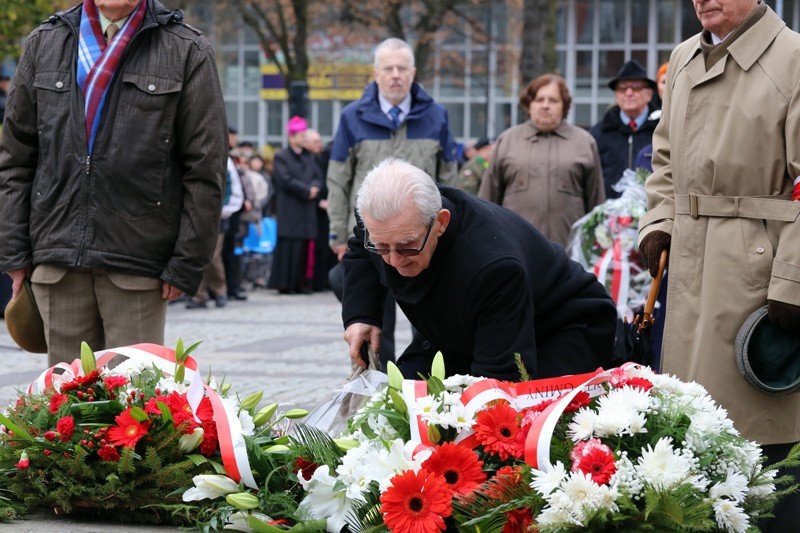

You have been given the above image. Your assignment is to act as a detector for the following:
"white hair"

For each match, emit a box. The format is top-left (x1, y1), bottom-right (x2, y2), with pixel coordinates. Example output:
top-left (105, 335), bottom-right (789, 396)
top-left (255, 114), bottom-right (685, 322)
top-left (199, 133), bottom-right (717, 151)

top-left (373, 38), bottom-right (416, 69)
top-left (356, 158), bottom-right (440, 225)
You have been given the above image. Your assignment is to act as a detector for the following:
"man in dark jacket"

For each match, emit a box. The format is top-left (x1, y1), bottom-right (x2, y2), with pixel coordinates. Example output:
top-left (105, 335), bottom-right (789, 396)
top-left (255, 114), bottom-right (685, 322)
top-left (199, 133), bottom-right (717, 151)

top-left (0, 0), bottom-right (227, 365)
top-left (589, 60), bottom-right (659, 199)
top-left (342, 158), bottom-right (616, 380)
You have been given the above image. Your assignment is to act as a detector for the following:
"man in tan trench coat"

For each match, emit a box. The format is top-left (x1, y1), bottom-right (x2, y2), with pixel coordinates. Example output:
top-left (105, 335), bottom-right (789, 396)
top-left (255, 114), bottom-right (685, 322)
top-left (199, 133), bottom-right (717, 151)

top-left (638, 1), bottom-right (800, 528)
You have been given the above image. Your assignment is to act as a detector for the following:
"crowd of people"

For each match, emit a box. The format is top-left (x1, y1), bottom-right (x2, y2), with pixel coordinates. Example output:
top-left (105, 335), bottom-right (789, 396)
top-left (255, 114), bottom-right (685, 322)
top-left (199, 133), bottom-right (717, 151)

top-left (1, 0), bottom-right (799, 529)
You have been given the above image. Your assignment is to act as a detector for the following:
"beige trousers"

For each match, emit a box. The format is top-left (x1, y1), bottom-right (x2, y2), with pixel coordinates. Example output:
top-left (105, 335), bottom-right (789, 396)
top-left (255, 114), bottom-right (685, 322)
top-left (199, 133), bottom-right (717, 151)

top-left (31, 264), bottom-right (166, 366)
top-left (194, 233), bottom-right (226, 301)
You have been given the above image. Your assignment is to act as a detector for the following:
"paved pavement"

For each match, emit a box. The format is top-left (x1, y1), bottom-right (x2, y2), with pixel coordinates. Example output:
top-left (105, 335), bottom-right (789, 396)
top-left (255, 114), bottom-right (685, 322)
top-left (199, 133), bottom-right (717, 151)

top-left (0, 288), bottom-right (411, 532)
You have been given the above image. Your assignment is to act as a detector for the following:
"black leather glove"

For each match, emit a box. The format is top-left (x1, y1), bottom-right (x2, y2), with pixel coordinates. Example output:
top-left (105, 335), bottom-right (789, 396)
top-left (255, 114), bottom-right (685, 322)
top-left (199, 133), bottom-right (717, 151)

top-left (767, 299), bottom-right (800, 331)
top-left (638, 230), bottom-right (671, 278)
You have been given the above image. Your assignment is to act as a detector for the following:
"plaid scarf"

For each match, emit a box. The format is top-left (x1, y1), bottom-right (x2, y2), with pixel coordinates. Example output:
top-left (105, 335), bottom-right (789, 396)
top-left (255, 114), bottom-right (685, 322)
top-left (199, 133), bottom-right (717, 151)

top-left (77, 0), bottom-right (147, 154)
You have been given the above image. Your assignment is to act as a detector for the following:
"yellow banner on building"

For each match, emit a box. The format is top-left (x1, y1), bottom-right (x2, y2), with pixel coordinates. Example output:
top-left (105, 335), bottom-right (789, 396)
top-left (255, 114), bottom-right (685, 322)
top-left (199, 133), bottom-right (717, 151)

top-left (261, 63), bottom-right (373, 100)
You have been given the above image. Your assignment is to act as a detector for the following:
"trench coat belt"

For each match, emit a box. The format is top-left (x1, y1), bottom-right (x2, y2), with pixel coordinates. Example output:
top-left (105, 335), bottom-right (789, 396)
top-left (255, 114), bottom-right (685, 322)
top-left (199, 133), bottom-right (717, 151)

top-left (674, 193), bottom-right (800, 222)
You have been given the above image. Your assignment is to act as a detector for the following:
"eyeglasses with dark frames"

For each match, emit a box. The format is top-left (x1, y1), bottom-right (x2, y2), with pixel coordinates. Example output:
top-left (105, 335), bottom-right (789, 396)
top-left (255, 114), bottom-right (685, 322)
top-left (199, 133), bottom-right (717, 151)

top-left (364, 222), bottom-right (434, 257)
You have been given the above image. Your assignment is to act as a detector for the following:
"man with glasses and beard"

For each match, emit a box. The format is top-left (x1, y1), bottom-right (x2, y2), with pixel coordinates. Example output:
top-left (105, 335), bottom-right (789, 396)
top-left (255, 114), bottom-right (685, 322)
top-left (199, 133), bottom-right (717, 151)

top-left (341, 158), bottom-right (616, 381)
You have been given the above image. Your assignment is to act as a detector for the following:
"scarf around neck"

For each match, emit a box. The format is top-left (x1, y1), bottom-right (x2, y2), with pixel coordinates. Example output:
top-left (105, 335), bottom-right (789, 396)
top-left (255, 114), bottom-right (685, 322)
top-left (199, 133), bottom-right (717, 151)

top-left (77, 0), bottom-right (147, 153)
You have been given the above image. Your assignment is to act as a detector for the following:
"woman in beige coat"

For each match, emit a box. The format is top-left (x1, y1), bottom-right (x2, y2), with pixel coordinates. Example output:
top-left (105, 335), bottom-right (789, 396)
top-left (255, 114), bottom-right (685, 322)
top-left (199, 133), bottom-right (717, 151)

top-left (638, 2), bottom-right (800, 448)
top-left (479, 74), bottom-right (605, 247)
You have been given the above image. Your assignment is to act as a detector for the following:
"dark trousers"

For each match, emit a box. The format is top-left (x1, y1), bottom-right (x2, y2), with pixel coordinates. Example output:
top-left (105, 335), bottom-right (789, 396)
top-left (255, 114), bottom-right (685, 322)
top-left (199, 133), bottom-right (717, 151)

top-left (0, 273), bottom-right (11, 318)
top-left (759, 442), bottom-right (800, 531)
top-left (329, 262), bottom-right (395, 370)
top-left (222, 210), bottom-right (243, 297)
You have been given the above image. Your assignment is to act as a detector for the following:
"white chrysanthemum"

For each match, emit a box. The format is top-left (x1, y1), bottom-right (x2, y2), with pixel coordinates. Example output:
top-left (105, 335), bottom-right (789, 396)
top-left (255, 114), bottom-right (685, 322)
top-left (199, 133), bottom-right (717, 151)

top-left (238, 410), bottom-right (255, 437)
top-left (443, 374), bottom-right (482, 390)
top-left (536, 506), bottom-right (576, 526)
top-left (297, 465), bottom-right (354, 533)
top-left (428, 402), bottom-right (474, 431)
top-left (107, 358), bottom-right (149, 380)
top-left (531, 461), bottom-right (568, 495)
top-left (635, 437), bottom-right (694, 490)
top-left (567, 408), bottom-right (597, 441)
top-left (559, 472), bottom-right (606, 518)
top-left (711, 472), bottom-right (748, 503)
top-left (713, 498), bottom-right (749, 533)
top-left (156, 376), bottom-right (188, 394)
top-left (413, 395), bottom-right (442, 417)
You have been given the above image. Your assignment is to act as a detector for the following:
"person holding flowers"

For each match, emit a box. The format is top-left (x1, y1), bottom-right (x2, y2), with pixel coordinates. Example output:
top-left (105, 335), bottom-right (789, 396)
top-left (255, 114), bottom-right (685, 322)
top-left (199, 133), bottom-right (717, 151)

top-left (340, 158), bottom-right (616, 381)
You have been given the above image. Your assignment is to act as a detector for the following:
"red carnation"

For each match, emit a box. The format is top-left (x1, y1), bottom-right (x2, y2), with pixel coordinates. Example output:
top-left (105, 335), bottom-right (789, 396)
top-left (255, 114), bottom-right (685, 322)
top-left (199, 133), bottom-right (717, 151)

top-left (44, 430), bottom-right (57, 441)
top-left (56, 416), bottom-right (75, 441)
top-left (199, 419), bottom-right (218, 456)
top-left (422, 442), bottom-right (486, 495)
top-left (49, 393), bottom-right (69, 414)
top-left (144, 395), bottom-right (169, 415)
top-left (294, 457), bottom-right (320, 481)
top-left (618, 377), bottom-right (654, 392)
top-left (15, 457), bottom-right (30, 469)
top-left (97, 444), bottom-right (121, 462)
top-left (107, 408), bottom-right (151, 448)
top-left (104, 375), bottom-right (129, 390)
top-left (474, 404), bottom-right (523, 461)
top-left (565, 391), bottom-right (592, 413)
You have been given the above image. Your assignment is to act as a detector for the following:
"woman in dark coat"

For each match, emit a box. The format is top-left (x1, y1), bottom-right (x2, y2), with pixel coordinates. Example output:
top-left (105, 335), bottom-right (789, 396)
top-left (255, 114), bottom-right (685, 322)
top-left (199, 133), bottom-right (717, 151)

top-left (267, 116), bottom-right (323, 294)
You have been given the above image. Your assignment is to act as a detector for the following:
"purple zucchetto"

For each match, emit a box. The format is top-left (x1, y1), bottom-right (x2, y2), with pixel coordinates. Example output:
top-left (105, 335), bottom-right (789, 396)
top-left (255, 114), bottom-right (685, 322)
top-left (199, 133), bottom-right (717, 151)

top-left (287, 115), bottom-right (308, 136)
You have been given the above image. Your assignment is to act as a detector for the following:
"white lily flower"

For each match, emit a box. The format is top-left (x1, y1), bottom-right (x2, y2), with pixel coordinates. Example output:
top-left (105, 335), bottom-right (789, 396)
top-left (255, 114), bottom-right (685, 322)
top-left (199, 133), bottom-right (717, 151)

top-left (182, 474), bottom-right (239, 502)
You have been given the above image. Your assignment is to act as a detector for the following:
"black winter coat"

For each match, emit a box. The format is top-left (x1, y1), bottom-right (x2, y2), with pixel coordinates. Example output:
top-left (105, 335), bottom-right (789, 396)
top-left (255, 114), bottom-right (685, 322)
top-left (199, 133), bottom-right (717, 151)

top-left (589, 105), bottom-right (659, 199)
top-left (342, 187), bottom-right (616, 380)
top-left (272, 147), bottom-right (322, 239)
top-left (0, 1), bottom-right (227, 295)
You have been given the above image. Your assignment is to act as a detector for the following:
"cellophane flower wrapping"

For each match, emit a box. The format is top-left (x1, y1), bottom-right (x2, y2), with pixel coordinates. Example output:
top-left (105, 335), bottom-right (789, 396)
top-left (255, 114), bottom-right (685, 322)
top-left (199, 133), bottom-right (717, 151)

top-left (567, 168), bottom-right (652, 320)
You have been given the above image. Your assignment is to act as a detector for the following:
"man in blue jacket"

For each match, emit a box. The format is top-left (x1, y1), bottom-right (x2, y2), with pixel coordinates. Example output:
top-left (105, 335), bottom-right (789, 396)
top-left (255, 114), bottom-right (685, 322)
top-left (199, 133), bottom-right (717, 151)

top-left (327, 38), bottom-right (457, 370)
top-left (342, 159), bottom-right (616, 380)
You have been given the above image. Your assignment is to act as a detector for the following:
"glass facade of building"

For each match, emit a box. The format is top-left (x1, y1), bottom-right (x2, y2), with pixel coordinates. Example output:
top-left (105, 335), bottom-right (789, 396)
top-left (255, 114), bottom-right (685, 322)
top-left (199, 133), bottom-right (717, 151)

top-left (187, 0), bottom-right (798, 148)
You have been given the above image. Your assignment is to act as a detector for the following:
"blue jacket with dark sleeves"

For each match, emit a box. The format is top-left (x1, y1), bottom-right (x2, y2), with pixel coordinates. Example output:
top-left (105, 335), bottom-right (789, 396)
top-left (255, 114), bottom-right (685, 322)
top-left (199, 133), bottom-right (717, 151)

top-left (341, 186), bottom-right (617, 381)
top-left (326, 82), bottom-right (458, 246)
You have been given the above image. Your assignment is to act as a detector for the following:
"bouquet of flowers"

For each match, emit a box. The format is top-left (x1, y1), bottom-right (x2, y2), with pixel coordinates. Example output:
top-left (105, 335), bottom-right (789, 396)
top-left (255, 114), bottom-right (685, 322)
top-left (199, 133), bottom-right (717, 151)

top-left (288, 356), bottom-right (795, 533)
top-left (567, 168), bottom-right (651, 320)
top-left (0, 341), bottom-right (290, 526)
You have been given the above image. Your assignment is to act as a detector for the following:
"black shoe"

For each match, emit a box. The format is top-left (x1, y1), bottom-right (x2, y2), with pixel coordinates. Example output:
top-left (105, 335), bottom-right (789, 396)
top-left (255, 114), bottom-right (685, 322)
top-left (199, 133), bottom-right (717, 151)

top-left (215, 295), bottom-right (228, 308)
top-left (228, 292), bottom-right (248, 301)
top-left (186, 299), bottom-right (207, 309)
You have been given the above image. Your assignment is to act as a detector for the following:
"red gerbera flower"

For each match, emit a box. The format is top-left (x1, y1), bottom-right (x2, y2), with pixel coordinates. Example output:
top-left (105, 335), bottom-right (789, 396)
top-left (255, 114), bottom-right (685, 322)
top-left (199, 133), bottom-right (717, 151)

top-left (474, 404), bottom-right (523, 461)
top-left (56, 415), bottom-right (75, 442)
top-left (165, 392), bottom-right (198, 433)
top-left (484, 466), bottom-right (525, 501)
top-left (107, 408), bottom-right (151, 448)
top-left (49, 393), bottom-right (69, 414)
top-left (104, 375), bottom-right (129, 390)
top-left (422, 442), bottom-right (486, 495)
top-left (565, 391), bottom-right (592, 413)
top-left (97, 444), bottom-right (121, 462)
top-left (381, 469), bottom-right (452, 533)
top-left (575, 447), bottom-right (616, 485)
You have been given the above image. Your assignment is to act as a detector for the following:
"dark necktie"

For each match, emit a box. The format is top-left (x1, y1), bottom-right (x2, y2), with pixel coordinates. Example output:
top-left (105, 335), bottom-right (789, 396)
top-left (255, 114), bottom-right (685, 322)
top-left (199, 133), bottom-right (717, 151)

top-left (389, 106), bottom-right (401, 128)
top-left (106, 23), bottom-right (120, 42)
top-left (629, 119), bottom-right (638, 132)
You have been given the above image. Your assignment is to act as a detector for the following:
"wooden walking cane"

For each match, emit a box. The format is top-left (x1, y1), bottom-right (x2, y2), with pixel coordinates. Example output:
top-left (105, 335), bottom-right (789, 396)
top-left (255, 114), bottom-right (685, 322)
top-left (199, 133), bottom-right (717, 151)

top-left (639, 249), bottom-right (668, 333)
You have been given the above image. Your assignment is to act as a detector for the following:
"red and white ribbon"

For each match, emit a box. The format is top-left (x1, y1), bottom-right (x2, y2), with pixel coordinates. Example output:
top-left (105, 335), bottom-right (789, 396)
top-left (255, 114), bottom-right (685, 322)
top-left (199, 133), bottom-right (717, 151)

top-left (793, 176), bottom-right (800, 201)
top-left (27, 343), bottom-right (257, 489)
top-left (523, 362), bottom-right (639, 471)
